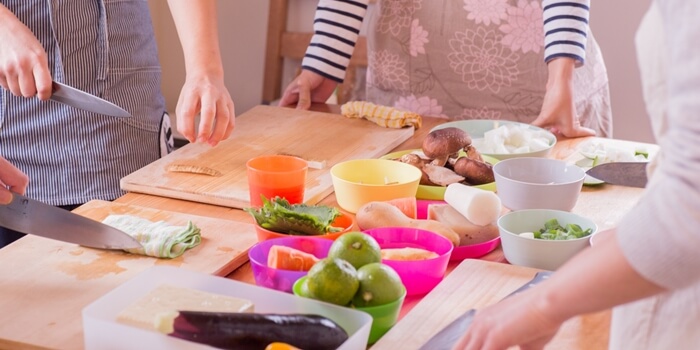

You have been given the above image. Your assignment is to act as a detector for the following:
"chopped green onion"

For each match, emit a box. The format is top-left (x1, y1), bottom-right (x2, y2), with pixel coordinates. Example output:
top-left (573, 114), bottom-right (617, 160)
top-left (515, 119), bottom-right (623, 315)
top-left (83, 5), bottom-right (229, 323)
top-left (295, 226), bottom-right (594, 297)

top-left (535, 219), bottom-right (592, 240)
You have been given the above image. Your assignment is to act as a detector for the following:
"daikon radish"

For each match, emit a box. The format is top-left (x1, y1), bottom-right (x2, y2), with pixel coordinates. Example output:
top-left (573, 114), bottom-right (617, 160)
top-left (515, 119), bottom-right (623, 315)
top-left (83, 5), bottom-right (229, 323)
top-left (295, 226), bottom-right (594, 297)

top-left (444, 183), bottom-right (501, 226)
top-left (427, 204), bottom-right (500, 246)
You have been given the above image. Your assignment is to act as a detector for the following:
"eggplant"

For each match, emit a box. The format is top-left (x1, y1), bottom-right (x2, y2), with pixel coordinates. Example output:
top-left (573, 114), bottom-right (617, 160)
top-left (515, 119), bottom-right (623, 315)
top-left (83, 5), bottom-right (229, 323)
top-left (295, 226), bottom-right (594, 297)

top-left (161, 311), bottom-right (349, 350)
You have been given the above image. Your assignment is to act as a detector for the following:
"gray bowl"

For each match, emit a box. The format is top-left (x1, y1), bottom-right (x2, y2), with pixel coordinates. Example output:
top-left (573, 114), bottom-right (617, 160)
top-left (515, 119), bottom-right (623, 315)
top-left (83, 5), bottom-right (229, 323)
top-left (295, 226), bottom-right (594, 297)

top-left (493, 157), bottom-right (585, 212)
top-left (498, 209), bottom-right (596, 270)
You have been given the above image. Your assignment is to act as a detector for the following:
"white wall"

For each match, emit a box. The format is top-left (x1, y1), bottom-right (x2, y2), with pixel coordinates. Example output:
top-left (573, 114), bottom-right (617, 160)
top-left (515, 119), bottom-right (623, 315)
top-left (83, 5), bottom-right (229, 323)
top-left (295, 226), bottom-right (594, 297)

top-left (150, 1), bottom-right (655, 143)
top-left (148, 1), bottom-right (269, 138)
top-left (590, 0), bottom-right (654, 143)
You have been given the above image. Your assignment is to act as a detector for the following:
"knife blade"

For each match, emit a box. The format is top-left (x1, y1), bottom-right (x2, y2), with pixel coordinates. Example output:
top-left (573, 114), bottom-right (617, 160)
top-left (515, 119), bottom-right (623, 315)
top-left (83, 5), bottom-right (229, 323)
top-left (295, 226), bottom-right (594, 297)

top-left (418, 271), bottom-right (553, 350)
top-left (51, 81), bottom-right (132, 118)
top-left (0, 193), bottom-right (141, 250)
top-left (585, 162), bottom-right (648, 188)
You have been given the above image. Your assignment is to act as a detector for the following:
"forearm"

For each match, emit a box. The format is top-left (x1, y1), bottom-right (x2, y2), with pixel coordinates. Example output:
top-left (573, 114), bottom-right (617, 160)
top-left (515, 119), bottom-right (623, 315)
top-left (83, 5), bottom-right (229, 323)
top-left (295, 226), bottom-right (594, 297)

top-left (166, 0), bottom-right (224, 76)
top-left (545, 56), bottom-right (575, 88)
top-left (535, 234), bottom-right (665, 324)
top-left (542, 0), bottom-right (589, 65)
top-left (0, 4), bottom-right (23, 38)
top-left (614, 0), bottom-right (700, 290)
top-left (0, 4), bottom-right (13, 22)
top-left (301, 0), bottom-right (369, 82)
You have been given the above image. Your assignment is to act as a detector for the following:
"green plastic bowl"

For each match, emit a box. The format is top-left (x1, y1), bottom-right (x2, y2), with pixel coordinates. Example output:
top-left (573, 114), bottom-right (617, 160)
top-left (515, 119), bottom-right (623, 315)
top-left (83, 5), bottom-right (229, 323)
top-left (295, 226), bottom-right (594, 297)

top-left (381, 149), bottom-right (498, 200)
top-left (293, 276), bottom-right (406, 344)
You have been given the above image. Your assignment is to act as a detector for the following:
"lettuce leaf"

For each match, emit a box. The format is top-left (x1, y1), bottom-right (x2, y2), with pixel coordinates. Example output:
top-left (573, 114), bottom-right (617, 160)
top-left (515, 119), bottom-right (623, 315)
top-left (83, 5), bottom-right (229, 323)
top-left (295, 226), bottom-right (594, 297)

top-left (244, 196), bottom-right (342, 236)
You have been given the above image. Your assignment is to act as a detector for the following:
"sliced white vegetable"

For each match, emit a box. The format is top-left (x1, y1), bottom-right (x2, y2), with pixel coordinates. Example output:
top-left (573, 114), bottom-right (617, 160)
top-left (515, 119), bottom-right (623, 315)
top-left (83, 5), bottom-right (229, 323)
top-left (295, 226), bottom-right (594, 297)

top-left (444, 183), bottom-right (502, 226)
top-left (476, 124), bottom-right (552, 154)
top-left (574, 159), bottom-right (606, 186)
top-left (519, 232), bottom-right (535, 239)
top-left (575, 141), bottom-right (651, 186)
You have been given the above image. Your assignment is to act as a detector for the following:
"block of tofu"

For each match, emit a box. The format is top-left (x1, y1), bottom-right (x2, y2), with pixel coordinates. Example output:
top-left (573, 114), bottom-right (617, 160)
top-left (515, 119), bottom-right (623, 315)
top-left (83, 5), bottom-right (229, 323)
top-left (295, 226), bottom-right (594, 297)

top-left (428, 204), bottom-right (499, 246)
top-left (116, 284), bottom-right (254, 331)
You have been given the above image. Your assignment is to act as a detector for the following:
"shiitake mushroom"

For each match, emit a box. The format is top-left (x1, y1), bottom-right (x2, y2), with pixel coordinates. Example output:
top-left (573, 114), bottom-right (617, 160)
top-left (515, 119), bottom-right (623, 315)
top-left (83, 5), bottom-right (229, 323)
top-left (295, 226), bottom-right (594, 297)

top-left (452, 157), bottom-right (495, 185)
top-left (398, 153), bottom-right (434, 185)
top-left (422, 127), bottom-right (472, 160)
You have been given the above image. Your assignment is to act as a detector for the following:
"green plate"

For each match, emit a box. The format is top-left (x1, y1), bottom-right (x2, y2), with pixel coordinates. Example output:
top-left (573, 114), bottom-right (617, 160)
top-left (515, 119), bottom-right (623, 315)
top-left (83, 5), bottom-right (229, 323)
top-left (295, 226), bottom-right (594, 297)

top-left (381, 149), bottom-right (498, 200)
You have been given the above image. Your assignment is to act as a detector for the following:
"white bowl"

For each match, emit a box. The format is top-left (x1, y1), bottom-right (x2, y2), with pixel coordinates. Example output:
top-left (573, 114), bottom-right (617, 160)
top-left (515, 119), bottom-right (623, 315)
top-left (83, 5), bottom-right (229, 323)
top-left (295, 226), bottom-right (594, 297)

top-left (493, 157), bottom-right (585, 211)
top-left (498, 209), bottom-right (596, 271)
top-left (430, 120), bottom-right (556, 160)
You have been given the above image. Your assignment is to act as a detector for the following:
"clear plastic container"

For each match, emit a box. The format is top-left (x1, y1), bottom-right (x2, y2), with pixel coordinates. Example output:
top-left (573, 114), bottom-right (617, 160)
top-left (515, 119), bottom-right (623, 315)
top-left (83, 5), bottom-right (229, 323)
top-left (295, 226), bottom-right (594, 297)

top-left (82, 266), bottom-right (372, 350)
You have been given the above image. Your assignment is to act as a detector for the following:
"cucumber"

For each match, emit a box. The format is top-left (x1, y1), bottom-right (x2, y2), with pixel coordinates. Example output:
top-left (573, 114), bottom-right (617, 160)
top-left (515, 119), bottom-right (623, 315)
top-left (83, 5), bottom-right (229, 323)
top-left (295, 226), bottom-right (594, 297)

top-left (159, 311), bottom-right (349, 350)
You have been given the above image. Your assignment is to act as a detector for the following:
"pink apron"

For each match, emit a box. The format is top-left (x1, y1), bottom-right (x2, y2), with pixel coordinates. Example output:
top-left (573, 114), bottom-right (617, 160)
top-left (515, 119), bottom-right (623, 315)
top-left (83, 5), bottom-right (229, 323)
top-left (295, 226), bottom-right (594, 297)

top-left (358, 0), bottom-right (612, 137)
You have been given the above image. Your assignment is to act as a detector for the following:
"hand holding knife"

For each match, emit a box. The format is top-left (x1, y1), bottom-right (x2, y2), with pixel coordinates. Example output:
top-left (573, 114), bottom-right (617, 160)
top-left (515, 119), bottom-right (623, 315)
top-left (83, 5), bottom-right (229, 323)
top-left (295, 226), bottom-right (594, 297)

top-left (0, 157), bottom-right (29, 205)
top-left (418, 271), bottom-right (553, 350)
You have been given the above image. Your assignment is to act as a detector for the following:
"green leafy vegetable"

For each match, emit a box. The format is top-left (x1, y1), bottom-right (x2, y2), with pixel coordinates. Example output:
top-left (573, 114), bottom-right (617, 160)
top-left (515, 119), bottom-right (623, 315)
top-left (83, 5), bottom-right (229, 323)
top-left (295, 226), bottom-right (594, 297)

top-left (533, 218), bottom-right (592, 240)
top-left (244, 196), bottom-right (342, 236)
top-left (634, 148), bottom-right (650, 159)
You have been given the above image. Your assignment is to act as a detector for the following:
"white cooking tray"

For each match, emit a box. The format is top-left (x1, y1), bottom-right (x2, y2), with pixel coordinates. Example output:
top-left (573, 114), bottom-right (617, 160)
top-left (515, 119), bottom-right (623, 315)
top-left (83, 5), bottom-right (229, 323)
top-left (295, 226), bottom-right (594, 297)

top-left (82, 266), bottom-right (372, 350)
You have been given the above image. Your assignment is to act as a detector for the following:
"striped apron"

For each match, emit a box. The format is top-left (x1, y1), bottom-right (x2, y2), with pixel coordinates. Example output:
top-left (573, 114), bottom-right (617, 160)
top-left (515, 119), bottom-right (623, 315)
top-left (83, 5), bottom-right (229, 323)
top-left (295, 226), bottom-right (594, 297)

top-left (0, 0), bottom-right (171, 207)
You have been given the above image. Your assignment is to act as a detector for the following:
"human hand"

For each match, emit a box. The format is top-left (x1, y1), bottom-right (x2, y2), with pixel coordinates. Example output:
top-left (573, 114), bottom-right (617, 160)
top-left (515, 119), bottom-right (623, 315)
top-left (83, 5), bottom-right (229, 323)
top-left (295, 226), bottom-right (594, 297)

top-left (175, 74), bottom-right (235, 147)
top-left (531, 58), bottom-right (595, 139)
top-left (0, 157), bottom-right (28, 205)
top-left (452, 290), bottom-right (564, 350)
top-left (278, 70), bottom-right (338, 109)
top-left (0, 6), bottom-right (52, 100)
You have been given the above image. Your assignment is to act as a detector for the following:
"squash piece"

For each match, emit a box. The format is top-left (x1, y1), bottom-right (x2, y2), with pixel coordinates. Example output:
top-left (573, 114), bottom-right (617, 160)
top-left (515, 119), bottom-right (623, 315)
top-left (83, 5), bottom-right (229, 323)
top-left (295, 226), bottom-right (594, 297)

top-left (356, 201), bottom-right (460, 246)
top-left (267, 245), bottom-right (320, 271)
top-left (384, 197), bottom-right (418, 219)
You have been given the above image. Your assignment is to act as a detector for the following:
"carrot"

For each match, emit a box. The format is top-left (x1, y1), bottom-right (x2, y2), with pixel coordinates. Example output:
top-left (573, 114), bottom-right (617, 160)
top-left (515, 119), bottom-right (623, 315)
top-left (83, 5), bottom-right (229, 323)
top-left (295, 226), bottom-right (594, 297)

top-left (267, 245), bottom-right (320, 271)
top-left (384, 197), bottom-right (418, 219)
top-left (265, 342), bottom-right (301, 350)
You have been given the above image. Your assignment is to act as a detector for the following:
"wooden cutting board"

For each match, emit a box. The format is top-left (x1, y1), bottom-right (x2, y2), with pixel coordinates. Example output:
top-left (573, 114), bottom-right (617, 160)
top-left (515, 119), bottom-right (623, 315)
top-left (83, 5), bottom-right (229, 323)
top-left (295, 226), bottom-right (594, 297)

top-left (371, 259), bottom-right (610, 350)
top-left (0, 200), bottom-right (258, 350)
top-left (121, 105), bottom-right (416, 209)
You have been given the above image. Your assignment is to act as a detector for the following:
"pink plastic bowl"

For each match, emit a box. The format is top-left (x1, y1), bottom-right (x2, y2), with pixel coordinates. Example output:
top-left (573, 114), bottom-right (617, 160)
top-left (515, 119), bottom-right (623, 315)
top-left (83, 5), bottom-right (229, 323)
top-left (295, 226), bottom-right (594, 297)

top-left (248, 236), bottom-right (333, 293)
top-left (363, 227), bottom-right (453, 296)
top-left (416, 199), bottom-right (501, 261)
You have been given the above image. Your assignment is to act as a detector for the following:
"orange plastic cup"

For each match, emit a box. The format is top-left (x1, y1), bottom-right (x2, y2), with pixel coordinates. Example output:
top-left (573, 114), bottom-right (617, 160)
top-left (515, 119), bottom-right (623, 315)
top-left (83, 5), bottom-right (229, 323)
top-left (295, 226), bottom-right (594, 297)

top-left (246, 155), bottom-right (308, 207)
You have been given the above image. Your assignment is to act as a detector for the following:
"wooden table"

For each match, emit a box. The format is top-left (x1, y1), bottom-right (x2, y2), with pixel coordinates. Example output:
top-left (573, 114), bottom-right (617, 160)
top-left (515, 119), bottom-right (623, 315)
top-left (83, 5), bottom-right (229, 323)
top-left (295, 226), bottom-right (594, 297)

top-left (0, 104), bottom-right (656, 350)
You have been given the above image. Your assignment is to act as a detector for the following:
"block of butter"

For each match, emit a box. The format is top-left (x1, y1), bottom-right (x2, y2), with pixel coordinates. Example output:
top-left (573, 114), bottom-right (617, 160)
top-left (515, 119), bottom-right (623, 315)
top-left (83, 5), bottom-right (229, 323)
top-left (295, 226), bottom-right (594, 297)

top-left (117, 284), bottom-right (254, 331)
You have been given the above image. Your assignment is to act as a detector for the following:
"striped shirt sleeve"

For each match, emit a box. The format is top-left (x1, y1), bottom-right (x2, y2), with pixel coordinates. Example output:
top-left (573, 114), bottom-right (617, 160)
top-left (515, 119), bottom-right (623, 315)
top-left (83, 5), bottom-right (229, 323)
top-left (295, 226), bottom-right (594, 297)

top-left (301, 0), bottom-right (369, 83)
top-left (542, 0), bottom-right (590, 65)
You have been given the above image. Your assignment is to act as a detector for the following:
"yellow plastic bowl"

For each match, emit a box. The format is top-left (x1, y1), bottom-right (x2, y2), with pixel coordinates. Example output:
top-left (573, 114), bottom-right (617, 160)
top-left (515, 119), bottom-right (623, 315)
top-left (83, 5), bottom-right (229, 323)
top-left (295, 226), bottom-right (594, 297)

top-left (331, 159), bottom-right (422, 213)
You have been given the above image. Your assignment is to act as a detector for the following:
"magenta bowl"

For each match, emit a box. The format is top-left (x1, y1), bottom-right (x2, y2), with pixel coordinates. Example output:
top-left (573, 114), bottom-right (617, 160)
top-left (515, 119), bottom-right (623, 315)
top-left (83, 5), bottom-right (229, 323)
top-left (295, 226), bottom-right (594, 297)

top-left (248, 236), bottom-right (333, 293)
top-left (416, 200), bottom-right (501, 261)
top-left (363, 227), bottom-right (453, 296)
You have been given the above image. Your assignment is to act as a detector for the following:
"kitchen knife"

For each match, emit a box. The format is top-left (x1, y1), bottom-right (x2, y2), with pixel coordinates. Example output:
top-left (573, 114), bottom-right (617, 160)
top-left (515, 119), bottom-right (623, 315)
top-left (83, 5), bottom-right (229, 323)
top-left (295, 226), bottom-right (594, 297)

top-left (585, 162), bottom-right (648, 188)
top-left (0, 193), bottom-right (141, 250)
top-left (51, 81), bottom-right (132, 118)
top-left (417, 271), bottom-right (553, 350)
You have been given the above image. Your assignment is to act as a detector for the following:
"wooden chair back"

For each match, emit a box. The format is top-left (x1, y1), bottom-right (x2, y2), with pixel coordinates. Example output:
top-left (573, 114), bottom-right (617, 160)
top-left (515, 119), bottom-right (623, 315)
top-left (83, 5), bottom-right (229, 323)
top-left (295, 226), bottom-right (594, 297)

top-left (262, 0), bottom-right (369, 105)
